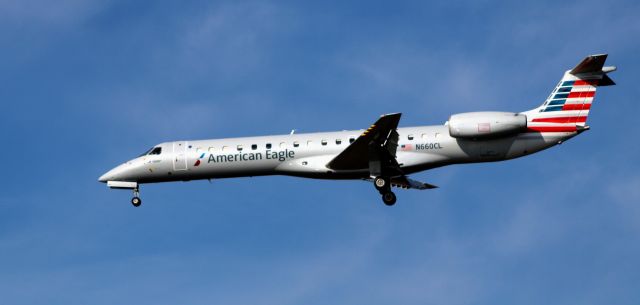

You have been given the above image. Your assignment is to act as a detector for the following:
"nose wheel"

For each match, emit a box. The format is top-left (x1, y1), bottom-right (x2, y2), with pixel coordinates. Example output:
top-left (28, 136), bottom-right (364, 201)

top-left (131, 187), bottom-right (142, 207)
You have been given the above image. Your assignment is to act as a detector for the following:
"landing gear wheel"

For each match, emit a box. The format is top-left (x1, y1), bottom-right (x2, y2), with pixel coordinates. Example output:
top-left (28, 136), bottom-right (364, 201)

top-left (130, 186), bottom-right (142, 207)
top-left (374, 176), bottom-right (389, 191)
top-left (382, 192), bottom-right (397, 206)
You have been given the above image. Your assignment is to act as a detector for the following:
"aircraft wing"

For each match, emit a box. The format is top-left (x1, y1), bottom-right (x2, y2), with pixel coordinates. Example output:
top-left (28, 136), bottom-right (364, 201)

top-left (326, 113), bottom-right (402, 171)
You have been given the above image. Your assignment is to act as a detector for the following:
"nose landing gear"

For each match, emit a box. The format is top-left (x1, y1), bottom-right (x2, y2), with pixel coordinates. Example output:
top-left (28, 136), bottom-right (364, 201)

top-left (131, 187), bottom-right (142, 207)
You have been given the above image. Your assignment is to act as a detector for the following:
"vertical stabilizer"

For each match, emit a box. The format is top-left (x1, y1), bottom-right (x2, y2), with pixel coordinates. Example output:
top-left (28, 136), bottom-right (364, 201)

top-left (524, 54), bottom-right (615, 133)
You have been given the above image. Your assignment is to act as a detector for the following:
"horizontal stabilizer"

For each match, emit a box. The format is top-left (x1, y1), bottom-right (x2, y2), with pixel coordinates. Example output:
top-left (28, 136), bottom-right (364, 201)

top-left (570, 54), bottom-right (608, 74)
top-left (599, 74), bottom-right (616, 86)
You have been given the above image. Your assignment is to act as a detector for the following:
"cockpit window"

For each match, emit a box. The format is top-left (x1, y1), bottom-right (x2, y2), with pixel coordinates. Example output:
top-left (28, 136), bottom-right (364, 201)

top-left (139, 147), bottom-right (162, 157)
top-left (139, 147), bottom-right (153, 157)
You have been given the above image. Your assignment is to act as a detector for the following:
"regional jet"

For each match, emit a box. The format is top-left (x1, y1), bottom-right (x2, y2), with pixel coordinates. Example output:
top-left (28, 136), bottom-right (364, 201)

top-left (99, 54), bottom-right (615, 207)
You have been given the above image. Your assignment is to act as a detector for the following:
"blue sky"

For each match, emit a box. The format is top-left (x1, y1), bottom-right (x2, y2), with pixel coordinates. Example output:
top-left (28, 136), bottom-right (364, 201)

top-left (1, 0), bottom-right (639, 304)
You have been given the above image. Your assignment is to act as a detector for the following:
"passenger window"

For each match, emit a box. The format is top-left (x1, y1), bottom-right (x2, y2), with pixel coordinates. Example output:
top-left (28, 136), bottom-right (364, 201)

top-left (208, 147), bottom-right (215, 152)
top-left (321, 140), bottom-right (327, 146)
top-left (293, 141), bottom-right (299, 147)
top-left (251, 144), bottom-right (257, 150)
top-left (336, 139), bottom-right (342, 145)
top-left (222, 146), bottom-right (229, 151)
top-left (349, 138), bottom-right (355, 143)
top-left (266, 143), bottom-right (272, 149)
top-left (307, 140), bottom-right (313, 146)
top-left (408, 135), bottom-right (414, 140)
top-left (237, 145), bottom-right (243, 151)
top-left (435, 133), bottom-right (441, 138)
top-left (421, 133), bottom-right (427, 139)
top-left (279, 142), bottom-right (286, 148)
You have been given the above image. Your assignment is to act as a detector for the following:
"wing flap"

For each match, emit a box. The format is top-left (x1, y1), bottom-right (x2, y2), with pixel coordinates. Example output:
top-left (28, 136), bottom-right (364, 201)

top-left (365, 176), bottom-right (437, 190)
top-left (390, 176), bottom-right (438, 190)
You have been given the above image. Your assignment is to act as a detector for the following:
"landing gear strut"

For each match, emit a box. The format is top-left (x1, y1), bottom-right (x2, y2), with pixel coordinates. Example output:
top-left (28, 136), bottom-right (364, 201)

top-left (374, 176), bottom-right (389, 191)
top-left (373, 176), bottom-right (396, 206)
top-left (131, 187), bottom-right (142, 207)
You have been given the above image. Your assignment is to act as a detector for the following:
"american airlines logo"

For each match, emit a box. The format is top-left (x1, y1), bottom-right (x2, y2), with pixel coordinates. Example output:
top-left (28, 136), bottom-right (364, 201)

top-left (194, 153), bottom-right (206, 166)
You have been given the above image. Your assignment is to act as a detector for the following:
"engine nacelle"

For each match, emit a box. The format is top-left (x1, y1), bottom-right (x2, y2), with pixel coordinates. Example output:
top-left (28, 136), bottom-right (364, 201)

top-left (448, 112), bottom-right (527, 139)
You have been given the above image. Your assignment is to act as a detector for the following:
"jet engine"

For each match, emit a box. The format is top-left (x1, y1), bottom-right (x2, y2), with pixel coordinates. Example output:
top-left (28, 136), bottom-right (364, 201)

top-left (448, 112), bottom-right (527, 139)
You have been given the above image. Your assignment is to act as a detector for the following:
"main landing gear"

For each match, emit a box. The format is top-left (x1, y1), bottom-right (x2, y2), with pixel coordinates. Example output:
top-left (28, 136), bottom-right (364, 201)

top-left (131, 187), bottom-right (142, 207)
top-left (382, 191), bottom-right (396, 206)
top-left (374, 176), bottom-right (396, 206)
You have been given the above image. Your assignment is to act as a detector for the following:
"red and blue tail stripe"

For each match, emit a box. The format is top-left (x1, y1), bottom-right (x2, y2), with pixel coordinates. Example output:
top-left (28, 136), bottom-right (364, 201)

top-left (526, 75), bottom-right (600, 133)
top-left (523, 54), bottom-right (614, 134)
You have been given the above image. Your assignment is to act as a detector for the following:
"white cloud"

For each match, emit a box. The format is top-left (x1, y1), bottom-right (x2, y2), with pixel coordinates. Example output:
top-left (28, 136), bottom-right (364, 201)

top-left (366, 239), bottom-right (489, 305)
top-left (176, 2), bottom-right (293, 79)
top-left (0, 208), bottom-right (392, 305)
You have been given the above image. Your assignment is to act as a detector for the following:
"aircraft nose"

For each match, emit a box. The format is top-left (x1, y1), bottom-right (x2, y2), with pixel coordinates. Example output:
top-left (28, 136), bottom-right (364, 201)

top-left (98, 167), bottom-right (118, 183)
top-left (98, 172), bottom-right (108, 183)
top-left (98, 163), bottom-right (128, 183)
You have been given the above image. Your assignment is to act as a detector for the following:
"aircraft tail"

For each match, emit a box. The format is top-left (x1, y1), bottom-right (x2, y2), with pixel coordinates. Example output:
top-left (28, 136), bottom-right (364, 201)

top-left (524, 54), bottom-right (616, 133)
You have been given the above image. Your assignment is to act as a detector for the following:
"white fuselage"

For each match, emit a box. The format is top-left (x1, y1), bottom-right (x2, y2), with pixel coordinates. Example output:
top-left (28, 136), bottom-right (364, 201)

top-left (98, 124), bottom-right (577, 184)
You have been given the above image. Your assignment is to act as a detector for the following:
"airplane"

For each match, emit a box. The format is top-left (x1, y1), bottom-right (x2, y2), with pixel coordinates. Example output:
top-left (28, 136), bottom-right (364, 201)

top-left (99, 54), bottom-right (615, 207)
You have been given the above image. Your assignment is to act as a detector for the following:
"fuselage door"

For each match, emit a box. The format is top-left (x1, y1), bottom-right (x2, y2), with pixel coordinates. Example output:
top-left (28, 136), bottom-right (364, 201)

top-left (173, 141), bottom-right (188, 171)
